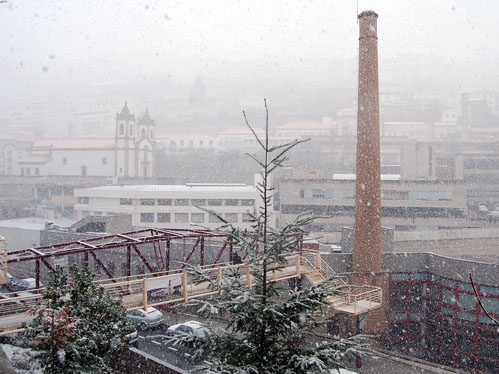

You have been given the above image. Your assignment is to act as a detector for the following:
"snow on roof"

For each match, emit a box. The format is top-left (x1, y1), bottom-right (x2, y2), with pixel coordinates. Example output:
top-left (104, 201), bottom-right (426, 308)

top-left (277, 120), bottom-right (329, 130)
top-left (433, 121), bottom-right (457, 126)
top-left (33, 138), bottom-right (115, 149)
top-left (218, 127), bottom-right (265, 136)
top-left (78, 184), bottom-right (257, 193)
top-left (333, 174), bottom-right (400, 181)
top-left (156, 131), bottom-right (214, 139)
top-left (383, 121), bottom-right (426, 125)
top-left (0, 217), bottom-right (74, 230)
top-left (17, 154), bottom-right (51, 164)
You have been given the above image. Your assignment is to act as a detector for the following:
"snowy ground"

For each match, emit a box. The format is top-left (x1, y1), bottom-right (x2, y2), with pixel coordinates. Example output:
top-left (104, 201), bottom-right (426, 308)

top-left (1, 344), bottom-right (43, 374)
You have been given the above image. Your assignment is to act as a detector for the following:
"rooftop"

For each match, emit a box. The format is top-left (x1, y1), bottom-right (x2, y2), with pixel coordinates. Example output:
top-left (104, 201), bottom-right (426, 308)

top-left (33, 138), bottom-right (115, 149)
top-left (77, 184), bottom-right (257, 193)
top-left (17, 154), bottom-right (51, 164)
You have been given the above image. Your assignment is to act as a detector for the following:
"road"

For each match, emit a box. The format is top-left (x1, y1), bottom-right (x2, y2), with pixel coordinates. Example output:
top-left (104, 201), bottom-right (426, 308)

top-left (135, 324), bottom-right (202, 372)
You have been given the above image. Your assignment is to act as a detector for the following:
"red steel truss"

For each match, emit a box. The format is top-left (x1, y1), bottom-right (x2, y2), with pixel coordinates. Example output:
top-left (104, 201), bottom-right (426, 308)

top-left (6, 228), bottom-right (243, 289)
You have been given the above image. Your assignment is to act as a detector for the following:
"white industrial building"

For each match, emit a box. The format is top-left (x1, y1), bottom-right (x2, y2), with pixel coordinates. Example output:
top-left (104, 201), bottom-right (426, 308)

top-left (74, 182), bottom-right (274, 230)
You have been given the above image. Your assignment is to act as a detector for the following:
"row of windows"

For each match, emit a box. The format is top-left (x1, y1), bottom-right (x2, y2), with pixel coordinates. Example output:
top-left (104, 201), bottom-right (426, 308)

top-left (47, 187), bottom-right (74, 195)
top-left (173, 139), bottom-right (214, 147)
top-left (119, 123), bottom-right (154, 139)
top-left (388, 272), bottom-right (499, 373)
top-left (281, 204), bottom-right (465, 218)
top-left (464, 158), bottom-right (499, 170)
top-left (120, 198), bottom-right (255, 207)
top-left (61, 157), bottom-right (107, 165)
top-left (299, 189), bottom-right (453, 201)
top-left (139, 212), bottom-right (253, 224)
top-left (20, 167), bottom-right (40, 176)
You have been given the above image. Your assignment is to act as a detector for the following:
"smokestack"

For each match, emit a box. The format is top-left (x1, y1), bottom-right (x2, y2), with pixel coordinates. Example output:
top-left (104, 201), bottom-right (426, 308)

top-left (352, 11), bottom-right (384, 333)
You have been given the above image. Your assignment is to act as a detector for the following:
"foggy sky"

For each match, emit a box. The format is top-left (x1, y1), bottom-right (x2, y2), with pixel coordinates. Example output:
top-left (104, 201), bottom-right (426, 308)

top-left (0, 0), bottom-right (498, 103)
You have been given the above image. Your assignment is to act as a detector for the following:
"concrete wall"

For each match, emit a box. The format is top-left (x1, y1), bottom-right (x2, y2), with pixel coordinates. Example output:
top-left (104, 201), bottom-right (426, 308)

top-left (394, 227), bottom-right (499, 241)
top-left (324, 251), bottom-right (499, 286)
top-left (340, 226), bottom-right (394, 253)
top-left (0, 227), bottom-right (39, 250)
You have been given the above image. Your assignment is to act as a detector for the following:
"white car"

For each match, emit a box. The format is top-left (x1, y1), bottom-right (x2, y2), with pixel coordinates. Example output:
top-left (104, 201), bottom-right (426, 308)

top-left (126, 307), bottom-right (164, 330)
top-left (167, 320), bottom-right (209, 339)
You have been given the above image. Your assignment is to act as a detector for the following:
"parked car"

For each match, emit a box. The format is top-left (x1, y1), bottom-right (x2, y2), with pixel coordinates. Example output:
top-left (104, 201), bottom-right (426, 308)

top-left (123, 329), bottom-right (138, 346)
top-left (126, 307), bottom-right (164, 330)
top-left (11, 278), bottom-right (44, 291)
top-left (167, 320), bottom-right (209, 339)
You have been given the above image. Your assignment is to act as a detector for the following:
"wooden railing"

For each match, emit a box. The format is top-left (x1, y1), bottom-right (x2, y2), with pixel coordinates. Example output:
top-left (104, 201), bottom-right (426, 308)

top-left (0, 249), bottom-right (382, 334)
top-left (300, 249), bottom-right (347, 287)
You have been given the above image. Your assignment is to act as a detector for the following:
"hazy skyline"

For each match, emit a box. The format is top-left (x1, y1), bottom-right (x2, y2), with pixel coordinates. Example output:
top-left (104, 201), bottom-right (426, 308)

top-left (0, 0), bottom-right (498, 104)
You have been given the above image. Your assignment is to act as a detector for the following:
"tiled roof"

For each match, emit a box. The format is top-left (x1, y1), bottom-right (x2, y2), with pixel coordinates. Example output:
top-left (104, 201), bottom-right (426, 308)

top-left (17, 154), bottom-right (51, 164)
top-left (33, 138), bottom-right (115, 149)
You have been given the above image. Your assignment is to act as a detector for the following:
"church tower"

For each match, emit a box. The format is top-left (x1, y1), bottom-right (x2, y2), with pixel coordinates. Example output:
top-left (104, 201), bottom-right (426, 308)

top-left (115, 102), bottom-right (136, 177)
top-left (136, 108), bottom-right (156, 178)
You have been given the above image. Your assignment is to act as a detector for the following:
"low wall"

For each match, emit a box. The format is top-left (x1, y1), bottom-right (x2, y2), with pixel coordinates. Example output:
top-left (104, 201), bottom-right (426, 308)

top-left (324, 252), bottom-right (499, 285)
top-left (394, 227), bottom-right (499, 242)
top-left (114, 347), bottom-right (187, 374)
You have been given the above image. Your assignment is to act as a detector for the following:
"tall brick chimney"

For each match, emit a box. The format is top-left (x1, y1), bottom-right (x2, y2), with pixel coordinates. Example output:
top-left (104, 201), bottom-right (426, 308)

top-left (352, 10), bottom-right (384, 333)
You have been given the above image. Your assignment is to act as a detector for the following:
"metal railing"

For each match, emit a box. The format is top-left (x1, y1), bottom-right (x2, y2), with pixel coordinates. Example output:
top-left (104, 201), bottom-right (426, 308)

top-left (0, 236), bottom-right (7, 285)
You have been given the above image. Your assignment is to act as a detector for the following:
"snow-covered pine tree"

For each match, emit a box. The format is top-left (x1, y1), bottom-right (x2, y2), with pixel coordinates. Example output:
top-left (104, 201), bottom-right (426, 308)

top-left (168, 100), bottom-right (368, 374)
top-left (19, 265), bottom-right (135, 374)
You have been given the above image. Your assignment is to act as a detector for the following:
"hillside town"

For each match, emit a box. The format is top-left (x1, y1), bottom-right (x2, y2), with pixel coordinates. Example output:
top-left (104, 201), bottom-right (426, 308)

top-left (0, 1), bottom-right (498, 374)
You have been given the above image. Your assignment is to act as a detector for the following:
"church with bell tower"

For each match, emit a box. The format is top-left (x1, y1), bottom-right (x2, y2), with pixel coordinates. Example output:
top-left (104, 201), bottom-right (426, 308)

top-left (115, 102), bottom-right (156, 178)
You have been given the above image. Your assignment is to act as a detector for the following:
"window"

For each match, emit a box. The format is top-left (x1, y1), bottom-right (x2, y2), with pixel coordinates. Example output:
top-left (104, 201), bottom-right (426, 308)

top-left (102, 157), bottom-right (107, 165)
top-left (158, 199), bottom-right (172, 205)
top-left (63, 187), bottom-right (74, 195)
top-left (141, 128), bottom-right (146, 138)
top-left (35, 167), bottom-right (39, 175)
top-left (225, 213), bottom-right (238, 223)
top-left (63, 157), bottom-right (67, 165)
top-left (192, 199), bottom-right (206, 206)
top-left (140, 213), bottom-right (154, 223)
top-left (191, 213), bottom-right (205, 223)
top-left (189, 140), bottom-right (194, 147)
top-left (94, 211), bottom-right (103, 216)
top-left (120, 198), bottom-right (132, 205)
top-left (242, 213), bottom-right (252, 222)
top-left (208, 199), bottom-right (222, 206)
top-left (129, 124), bottom-right (133, 136)
top-left (225, 199), bottom-right (239, 206)
top-left (20, 168), bottom-right (24, 176)
top-left (174, 198), bottom-right (189, 206)
top-left (140, 199), bottom-right (155, 206)
top-left (150, 128), bottom-right (154, 139)
top-left (209, 140), bottom-right (213, 147)
top-left (26, 167), bottom-right (30, 175)
top-left (209, 213), bottom-right (222, 223)
top-left (199, 140), bottom-right (203, 146)
top-left (175, 213), bottom-right (188, 223)
top-left (51, 187), bottom-right (62, 195)
top-left (241, 199), bottom-right (255, 206)
top-left (78, 197), bottom-right (89, 204)
top-left (119, 123), bottom-right (124, 135)
top-left (157, 213), bottom-right (171, 223)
